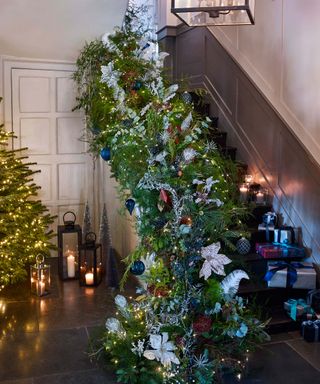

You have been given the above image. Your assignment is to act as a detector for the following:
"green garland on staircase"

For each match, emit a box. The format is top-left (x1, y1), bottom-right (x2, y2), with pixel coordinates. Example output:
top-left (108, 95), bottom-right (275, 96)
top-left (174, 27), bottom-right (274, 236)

top-left (74, 6), bottom-right (268, 384)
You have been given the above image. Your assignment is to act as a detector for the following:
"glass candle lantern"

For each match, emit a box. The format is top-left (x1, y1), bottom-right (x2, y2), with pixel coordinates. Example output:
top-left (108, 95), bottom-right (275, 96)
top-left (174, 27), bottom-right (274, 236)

top-left (239, 183), bottom-right (249, 203)
top-left (58, 211), bottom-right (82, 280)
top-left (255, 188), bottom-right (269, 205)
top-left (79, 232), bottom-right (102, 287)
top-left (30, 255), bottom-right (50, 297)
top-left (244, 174), bottom-right (253, 185)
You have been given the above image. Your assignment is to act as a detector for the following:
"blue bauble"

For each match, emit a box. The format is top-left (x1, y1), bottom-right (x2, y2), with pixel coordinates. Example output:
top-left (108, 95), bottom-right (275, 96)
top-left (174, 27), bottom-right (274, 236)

top-left (130, 260), bottom-right (145, 275)
top-left (181, 92), bottom-right (193, 104)
top-left (125, 198), bottom-right (135, 215)
top-left (132, 80), bottom-right (143, 91)
top-left (236, 237), bottom-right (251, 255)
top-left (100, 147), bottom-right (111, 161)
top-left (92, 126), bottom-right (100, 135)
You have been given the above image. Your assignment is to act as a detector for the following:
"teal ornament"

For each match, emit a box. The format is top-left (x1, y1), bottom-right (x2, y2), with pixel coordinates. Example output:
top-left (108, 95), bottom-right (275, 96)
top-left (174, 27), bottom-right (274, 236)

top-left (100, 147), bottom-right (111, 161)
top-left (125, 198), bottom-right (135, 215)
top-left (130, 260), bottom-right (145, 275)
top-left (236, 237), bottom-right (251, 255)
top-left (132, 80), bottom-right (143, 91)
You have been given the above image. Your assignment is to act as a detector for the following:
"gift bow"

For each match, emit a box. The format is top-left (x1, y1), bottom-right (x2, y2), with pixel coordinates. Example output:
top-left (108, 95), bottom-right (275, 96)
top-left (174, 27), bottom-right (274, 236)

top-left (264, 262), bottom-right (313, 288)
top-left (262, 212), bottom-right (277, 242)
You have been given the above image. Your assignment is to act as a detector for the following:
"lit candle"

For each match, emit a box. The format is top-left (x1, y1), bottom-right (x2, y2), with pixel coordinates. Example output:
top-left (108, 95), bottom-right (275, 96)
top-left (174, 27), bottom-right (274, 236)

top-left (85, 272), bottom-right (94, 285)
top-left (37, 281), bottom-right (45, 296)
top-left (239, 183), bottom-right (248, 202)
top-left (67, 254), bottom-right (75, 278)
top-left (256, 191), bottom-right (264, 204)
top-left (244, 174), bottom-right (253, 185)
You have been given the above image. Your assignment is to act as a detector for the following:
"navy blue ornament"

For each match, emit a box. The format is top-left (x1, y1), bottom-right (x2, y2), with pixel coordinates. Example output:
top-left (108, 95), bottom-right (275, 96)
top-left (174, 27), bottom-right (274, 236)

top-left (181, 92), bottom-right (193, 104)
top-left (100, 147), bottom-right (111, 161)
top-left (172, 261), bottom-right (185, 278)
top-left (125, 198), bottom-right (135, 215)
top-left (190, 297), bottom-right (200, 309)
top-left (132, 80), bottom-right (143, 91)
top-left (92, 126), bottom-right (100, 135)
top-left (236, 237), bottom-right (251, 255)
top-left (130, 260), bottom-right (145, 275)
top-left (123, 119), bottom-right (133, 128)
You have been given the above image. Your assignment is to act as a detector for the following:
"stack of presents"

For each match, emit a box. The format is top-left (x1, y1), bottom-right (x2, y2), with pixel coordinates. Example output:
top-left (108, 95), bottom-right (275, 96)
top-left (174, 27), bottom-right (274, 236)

top-left (253, 211), bottom-right (320, 342)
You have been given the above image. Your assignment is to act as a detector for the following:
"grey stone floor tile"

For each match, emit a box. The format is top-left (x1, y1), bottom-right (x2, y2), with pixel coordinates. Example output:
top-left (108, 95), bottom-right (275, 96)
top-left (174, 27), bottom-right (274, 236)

top-left (286, 338), bottom-right (320, 372)
top-left (0, 328), bottom-right (93, 381)
top-left (33, 369), bottom-right (116, 384)
top-left (0, 380), bottom-right (34, 384)
top-left (224, 342), bottom-right (320, 383)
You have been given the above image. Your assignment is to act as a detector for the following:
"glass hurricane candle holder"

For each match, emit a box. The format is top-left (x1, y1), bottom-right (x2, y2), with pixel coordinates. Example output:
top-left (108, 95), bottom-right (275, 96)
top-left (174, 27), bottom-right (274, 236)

top-left (57, 211), bottom-right (82, 280)
top-left (239, 183), bottom-right (249, 203)
top-left (79, 232), bottom-right (102, 287)
top-left (30, 255), bottom-right (50, 297)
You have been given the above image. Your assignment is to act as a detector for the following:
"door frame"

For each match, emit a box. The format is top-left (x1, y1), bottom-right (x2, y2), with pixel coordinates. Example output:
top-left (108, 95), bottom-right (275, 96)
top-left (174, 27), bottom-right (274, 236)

top-left (1, 56), bottom-right (96, 232)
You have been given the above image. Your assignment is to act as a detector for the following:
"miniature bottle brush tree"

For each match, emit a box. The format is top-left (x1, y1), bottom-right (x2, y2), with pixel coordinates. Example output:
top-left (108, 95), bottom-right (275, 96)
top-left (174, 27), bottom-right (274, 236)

top-left (73, 5), bottom-right (268, 384)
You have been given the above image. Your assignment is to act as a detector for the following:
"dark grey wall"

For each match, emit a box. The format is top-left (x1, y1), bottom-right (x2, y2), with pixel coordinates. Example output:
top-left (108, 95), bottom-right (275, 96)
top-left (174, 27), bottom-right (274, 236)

top-left (159, 26), bottom-right (320, 263)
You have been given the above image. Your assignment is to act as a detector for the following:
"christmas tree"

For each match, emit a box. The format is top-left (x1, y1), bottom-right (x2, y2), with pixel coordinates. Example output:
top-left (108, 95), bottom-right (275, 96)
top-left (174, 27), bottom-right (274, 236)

top-left (0, 100), bottom-right (54, 290)
top-left (73, 5), bottom-right (268, 383)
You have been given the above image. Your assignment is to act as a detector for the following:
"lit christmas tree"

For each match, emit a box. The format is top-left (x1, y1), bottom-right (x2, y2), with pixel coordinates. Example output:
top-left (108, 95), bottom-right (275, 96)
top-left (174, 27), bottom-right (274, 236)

top-left (0, 101), bottom-right (54, 290)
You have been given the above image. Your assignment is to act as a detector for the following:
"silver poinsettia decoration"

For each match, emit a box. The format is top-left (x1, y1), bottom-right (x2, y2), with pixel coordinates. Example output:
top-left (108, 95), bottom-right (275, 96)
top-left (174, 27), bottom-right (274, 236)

top-left (199, 242), bottom-right (231, 280)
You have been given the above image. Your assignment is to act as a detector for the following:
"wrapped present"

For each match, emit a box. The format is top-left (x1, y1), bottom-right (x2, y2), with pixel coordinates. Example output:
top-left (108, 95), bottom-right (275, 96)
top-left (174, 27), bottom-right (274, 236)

top-left (301, 320), bottom-right (320, 342)
top-left (284, 299), bottom-right (313, 321)
top-left (274, 226), bottom-right (296, 245)
top-left (259, 212), bottom-right (277, 241)
top-left (272, 243), bottom-right (305, 258)
top-left (264, 262), bottom-right (316, 289)
top-left (256, 243), bottom-right (272, 252)
top-left (258, 244), bottom-right (284, 259)
top-left (307, 289), bottom-right (320, 313)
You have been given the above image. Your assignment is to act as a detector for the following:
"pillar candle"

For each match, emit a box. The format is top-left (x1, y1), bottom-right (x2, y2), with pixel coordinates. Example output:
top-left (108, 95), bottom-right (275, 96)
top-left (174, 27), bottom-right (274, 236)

top-left (85, 272), bottom-right (94, 285)
top-left (67, 254), bottom-right (75, 278)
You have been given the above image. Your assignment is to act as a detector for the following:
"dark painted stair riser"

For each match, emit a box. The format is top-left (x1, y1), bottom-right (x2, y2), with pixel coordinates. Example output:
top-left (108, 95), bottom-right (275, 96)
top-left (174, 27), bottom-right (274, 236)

top-left (188, 91), bottom-right (303, 334)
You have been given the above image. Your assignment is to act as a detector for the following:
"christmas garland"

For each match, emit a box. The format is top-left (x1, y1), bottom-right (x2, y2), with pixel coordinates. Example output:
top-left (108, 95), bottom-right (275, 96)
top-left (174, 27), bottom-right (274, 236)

top-left (74, 6), bottom-right (268, 383)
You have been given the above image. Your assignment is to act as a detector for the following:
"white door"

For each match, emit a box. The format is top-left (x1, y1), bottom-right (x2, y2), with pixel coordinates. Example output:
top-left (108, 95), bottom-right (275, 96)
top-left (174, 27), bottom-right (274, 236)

top-left (11, 68), bottom-right (91, 254)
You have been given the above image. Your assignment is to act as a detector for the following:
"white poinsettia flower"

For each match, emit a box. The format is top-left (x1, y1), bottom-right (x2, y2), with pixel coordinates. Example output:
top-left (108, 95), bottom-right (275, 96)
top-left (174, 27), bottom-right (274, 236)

top-left (199, 242), bottom-right (232, 280)
top-left (114, 295), bottom-right (127, 309)
top-left (143, 333), bottom-right (180, 367)
top-left (105, 317), bottom-right (121, 333)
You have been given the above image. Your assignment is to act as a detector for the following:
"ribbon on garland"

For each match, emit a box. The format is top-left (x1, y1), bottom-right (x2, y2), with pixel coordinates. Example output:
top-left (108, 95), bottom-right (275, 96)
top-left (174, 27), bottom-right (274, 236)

top-left (264, 262), bottom-right (313, 288)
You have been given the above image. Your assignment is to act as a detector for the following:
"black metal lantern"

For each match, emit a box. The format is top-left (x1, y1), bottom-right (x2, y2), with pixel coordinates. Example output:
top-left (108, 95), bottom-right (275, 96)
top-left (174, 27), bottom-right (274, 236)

top-left (172, 0), bottom-right (255, 26)
top-left (58, 211), bottom-right (82, 280)
top-left (79, 232), bottom-right (102, 287)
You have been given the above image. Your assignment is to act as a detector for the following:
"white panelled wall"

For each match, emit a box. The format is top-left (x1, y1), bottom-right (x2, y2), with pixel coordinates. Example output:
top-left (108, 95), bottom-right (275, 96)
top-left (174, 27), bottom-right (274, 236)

top-left (160, 0), bottom-right (320, 168)
top-left (1, 57), bottom-right (137, 259)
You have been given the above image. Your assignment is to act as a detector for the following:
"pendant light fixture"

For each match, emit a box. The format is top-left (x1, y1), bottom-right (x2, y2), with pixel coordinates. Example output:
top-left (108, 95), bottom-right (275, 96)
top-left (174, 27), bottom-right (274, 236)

top-left (171, 0), bottom-right (255, 26)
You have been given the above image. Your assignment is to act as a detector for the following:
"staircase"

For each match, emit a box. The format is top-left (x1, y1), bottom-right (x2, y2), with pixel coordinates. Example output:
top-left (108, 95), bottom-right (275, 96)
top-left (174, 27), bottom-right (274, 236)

top-left (191, 92), bottom-right (307, 334)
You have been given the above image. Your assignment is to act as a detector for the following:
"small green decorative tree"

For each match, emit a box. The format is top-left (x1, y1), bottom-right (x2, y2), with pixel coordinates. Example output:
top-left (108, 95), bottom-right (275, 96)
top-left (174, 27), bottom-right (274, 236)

top-left (0, 99), bottom-right (55, 290)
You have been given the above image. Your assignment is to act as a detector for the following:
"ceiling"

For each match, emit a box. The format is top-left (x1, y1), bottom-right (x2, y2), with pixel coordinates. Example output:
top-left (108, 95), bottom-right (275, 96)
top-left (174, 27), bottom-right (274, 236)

top-left (0, 0), bottom-right (128, 61)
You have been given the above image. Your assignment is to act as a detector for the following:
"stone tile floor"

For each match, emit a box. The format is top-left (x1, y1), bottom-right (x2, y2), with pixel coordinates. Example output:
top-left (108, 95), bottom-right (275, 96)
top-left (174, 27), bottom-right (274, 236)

top-left (0, 259), bottom-right (319, 384)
